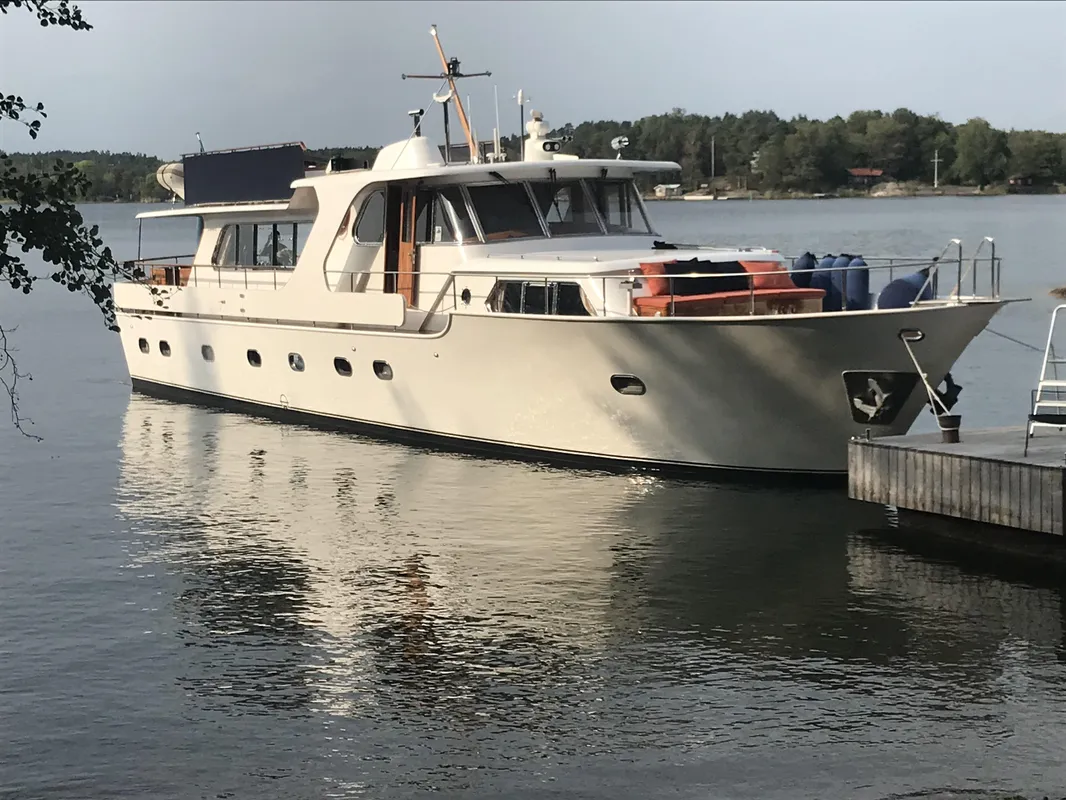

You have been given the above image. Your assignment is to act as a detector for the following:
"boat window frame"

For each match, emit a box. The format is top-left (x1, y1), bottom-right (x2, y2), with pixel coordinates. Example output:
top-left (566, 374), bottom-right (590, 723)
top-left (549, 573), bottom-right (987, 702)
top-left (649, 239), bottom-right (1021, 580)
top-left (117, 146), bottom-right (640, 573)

top-left (527, 178), bottom-right (608, 238)
top-left (452, 177), bottom-right (658, 243)
top-left (352, 187), bottom-right (387, 246)
top-left (211, 218), bottom-right (313, 268)
top-left (460, 181), bottom-right (549, 242)
top-left (586, 178), bottom-right (655, 236)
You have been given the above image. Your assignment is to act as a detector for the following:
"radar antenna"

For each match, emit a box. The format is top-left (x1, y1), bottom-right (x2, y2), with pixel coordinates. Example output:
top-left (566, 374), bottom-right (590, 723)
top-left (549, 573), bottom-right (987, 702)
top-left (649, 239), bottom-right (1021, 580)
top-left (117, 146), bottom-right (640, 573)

top-left (402, 25), bottom-right (490, 163)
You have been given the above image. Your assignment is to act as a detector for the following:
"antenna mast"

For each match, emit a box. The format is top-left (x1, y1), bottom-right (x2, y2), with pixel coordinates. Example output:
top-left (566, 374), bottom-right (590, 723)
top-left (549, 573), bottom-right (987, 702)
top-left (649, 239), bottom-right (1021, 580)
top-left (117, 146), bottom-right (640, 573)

top-left (401, 25), bottom-right (490, 162)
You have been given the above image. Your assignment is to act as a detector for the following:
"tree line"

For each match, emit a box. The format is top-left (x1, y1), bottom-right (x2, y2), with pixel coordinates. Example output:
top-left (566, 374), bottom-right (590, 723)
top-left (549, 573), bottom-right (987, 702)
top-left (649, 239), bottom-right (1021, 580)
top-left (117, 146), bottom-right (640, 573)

top-left (545, 108), bottom-right (1065, 192)
top-left (2, 108), bottom-right (1064, 201)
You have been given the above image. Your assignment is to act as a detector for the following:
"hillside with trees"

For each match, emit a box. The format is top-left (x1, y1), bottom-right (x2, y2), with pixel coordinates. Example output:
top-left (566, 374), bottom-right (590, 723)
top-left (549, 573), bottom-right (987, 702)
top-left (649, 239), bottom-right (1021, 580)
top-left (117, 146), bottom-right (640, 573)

top-left (3, 108), bottom-right (1064, 201)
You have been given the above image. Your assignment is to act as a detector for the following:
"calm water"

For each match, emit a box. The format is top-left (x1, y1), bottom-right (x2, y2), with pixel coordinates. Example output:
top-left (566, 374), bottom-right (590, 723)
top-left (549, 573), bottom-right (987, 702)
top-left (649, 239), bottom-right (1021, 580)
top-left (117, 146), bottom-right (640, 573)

top-left (2, 197), bottom-right (1065, 799)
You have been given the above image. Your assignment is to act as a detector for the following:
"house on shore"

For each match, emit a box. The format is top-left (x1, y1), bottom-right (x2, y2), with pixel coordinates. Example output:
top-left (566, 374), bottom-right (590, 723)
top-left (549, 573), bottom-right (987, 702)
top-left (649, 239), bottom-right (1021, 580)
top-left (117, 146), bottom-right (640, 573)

top-left (847, 167), bottom-right (885, 188)
top-left (653, 183), bottom-right (683, 199)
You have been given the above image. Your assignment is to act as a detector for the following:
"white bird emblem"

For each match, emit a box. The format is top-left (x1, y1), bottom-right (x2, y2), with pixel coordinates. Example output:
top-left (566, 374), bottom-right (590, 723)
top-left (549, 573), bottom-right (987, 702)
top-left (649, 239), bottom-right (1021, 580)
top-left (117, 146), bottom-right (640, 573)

top-left (852, 378), bottom-right (891, 420)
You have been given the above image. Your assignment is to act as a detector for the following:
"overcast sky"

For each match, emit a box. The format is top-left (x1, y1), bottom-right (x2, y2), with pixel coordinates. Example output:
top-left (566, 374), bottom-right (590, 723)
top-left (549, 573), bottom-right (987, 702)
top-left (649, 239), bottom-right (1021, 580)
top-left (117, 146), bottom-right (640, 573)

top-left (2, 0), bottom-right (1063, 158)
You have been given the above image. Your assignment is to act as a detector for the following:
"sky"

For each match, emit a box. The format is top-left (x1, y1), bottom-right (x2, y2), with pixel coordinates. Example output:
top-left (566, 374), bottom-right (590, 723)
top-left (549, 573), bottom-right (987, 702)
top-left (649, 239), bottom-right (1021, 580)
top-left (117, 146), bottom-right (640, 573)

top-left (1, 0), bottom-right (1064, 158)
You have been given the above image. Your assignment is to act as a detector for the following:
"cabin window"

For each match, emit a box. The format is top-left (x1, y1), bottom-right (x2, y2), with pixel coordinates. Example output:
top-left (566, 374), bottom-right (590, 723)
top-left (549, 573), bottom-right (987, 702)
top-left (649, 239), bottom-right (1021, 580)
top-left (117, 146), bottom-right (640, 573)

top-left (465, 184), bottom-right (545, 240)
top-left (433, 187), bottom-right (477, 243)
top-left (201, 344), bottom-right (215, 362)
top-left (215, 222), bottom-right (306, 267)
top-left (373, 360), bottom-right (393, 380)
top-left (334, 357), bottom-right (353, 377)
top-left (159, 340), bottom-right (172, 357)
top-left (138, 338), bottom-right (149, 354)
top-left (528, 180), bottom-right (603, 236)
top-left (247, 349), bottom-right (262, 367)
top-left (588, 179), bottom-right (652, 234)
top-left (288, 353), bottom-right (305, 372)
top-left (255, 224), bottom-right (297, 267)
top-left (487, 280), bottom-right (592, 316)
top-left (354, 189), bottom-right (386, 244)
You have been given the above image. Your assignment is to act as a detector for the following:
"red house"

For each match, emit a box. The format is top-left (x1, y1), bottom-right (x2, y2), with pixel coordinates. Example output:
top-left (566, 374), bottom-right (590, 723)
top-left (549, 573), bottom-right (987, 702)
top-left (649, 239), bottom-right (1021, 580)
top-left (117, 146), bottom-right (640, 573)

top-left (847, 167), bottom-right (885, 187)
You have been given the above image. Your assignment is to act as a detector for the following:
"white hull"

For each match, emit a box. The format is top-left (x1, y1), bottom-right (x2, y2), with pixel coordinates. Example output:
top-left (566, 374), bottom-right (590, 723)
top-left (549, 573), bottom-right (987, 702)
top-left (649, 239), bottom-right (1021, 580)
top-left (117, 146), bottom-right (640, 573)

top-left (116, 301), bottom-right (1003, 475)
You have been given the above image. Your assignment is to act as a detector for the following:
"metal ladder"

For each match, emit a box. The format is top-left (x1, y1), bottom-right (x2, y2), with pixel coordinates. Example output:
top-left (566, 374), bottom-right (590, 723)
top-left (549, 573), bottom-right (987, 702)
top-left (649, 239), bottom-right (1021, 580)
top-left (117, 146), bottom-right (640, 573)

top-left (1028, 304), bottom-right (1066, 437)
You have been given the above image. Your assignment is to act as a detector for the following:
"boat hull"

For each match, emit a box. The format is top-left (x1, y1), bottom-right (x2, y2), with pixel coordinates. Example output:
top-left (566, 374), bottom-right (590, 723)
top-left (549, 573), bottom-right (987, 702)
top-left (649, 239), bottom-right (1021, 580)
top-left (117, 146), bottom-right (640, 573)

top-left (116, 302), bottom-right (1004, 476)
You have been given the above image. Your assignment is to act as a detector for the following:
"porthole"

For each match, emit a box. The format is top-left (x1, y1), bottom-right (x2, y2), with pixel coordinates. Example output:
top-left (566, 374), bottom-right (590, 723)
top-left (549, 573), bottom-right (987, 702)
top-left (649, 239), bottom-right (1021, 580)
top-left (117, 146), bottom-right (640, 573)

top-left (373, 360), bottom-right (393, 381)
top-left (334, 357), bottom-right (353, 377)
top-left (247, 349), bottom-right (262, 367)
top-left (201, 344), bottom-right (215, 362)
top-left (288, 352), bottom-right (305, 372)
top-left (611, 374), bottom-right (646, 396)
top-left (159, 340), bottom-right (172, 357)
top-left (138, 338), bottom-right (149, 354)
top-left (461, 288), bottom-right (472, 305)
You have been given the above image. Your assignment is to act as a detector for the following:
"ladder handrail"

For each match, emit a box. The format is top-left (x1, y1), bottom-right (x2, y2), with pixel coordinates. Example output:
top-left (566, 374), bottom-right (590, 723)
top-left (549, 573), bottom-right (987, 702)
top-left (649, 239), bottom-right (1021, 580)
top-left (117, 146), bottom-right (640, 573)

top-left (949, 236), bottom-right (996, 299)
top-left (911, 238), bottom-right (962, 306)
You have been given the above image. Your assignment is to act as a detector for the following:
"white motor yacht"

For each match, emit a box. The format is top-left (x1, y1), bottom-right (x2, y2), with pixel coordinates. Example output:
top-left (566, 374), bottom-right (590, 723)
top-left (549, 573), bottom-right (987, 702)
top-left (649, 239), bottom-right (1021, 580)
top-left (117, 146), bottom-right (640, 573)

top-left (114, 29), bottom-right (1014, 477)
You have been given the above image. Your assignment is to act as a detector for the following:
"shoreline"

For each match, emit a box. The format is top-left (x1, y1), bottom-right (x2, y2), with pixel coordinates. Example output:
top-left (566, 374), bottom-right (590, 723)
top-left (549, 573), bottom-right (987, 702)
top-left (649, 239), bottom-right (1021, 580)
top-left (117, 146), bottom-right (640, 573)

top-left (646, 182), bottom-right (1065, 202)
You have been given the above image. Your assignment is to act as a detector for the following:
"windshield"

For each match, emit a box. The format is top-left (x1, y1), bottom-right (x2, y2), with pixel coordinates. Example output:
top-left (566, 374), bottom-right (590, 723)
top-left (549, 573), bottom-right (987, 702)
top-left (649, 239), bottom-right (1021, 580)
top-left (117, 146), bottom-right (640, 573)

top-left (587, 179), bottom-right (652, 234)
top-left (465, 184), bottom-right (544, 241)
top-left (458, 178), bottom-right (654, 242)
top-left (528, 180), bottom-right (603, 236)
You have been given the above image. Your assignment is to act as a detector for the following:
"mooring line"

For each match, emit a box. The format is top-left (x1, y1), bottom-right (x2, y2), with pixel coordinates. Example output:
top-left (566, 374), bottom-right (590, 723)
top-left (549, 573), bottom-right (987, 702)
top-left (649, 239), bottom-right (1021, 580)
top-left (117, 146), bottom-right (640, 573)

top-left (983, 327), bottom-right (1043, 353)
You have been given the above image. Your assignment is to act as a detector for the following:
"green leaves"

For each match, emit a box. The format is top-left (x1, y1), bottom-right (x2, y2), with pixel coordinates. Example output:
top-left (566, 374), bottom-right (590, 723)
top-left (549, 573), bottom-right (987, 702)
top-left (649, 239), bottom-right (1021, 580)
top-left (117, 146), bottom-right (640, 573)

top-left (0, 0), bottom-right (138, 436)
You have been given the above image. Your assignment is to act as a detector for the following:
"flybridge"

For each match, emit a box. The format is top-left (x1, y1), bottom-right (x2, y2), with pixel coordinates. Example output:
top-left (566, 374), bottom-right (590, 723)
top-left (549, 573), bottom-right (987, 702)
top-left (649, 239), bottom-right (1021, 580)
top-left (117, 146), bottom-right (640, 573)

top-left (154, 142), bottom-right (365, 207)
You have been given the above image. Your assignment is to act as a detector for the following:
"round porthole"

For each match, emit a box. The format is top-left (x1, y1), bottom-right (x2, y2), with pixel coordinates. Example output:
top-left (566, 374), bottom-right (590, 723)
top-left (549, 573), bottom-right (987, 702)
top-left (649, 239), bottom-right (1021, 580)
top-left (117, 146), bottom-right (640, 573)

top-left (461, 288), bottom-right (472, 305)
top-left (247, 349), bottom-right (262, 367)
top-left (288, 353), bottom-right (305, 372)
top-left (611, 374), bottom-right (646, 396)
top-left (138, 338), bottom-right (149, 354)
top-left (373, 360), bottom-right (393, 381)
top-left (201, 345), bottom-right (215, 362)
top-left (159, 340), bottom-right (172, 357)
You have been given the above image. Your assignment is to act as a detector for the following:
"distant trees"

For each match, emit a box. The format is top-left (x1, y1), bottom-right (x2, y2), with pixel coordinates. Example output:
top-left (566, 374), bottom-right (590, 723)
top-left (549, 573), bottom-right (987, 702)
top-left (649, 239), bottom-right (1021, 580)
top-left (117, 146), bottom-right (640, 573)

top-left (952, 118), bottom-right (1010, 187)
top-left (3, 107), bottom-right (1065, 205)
top-left (553, 108), bottom-right (1066, 192)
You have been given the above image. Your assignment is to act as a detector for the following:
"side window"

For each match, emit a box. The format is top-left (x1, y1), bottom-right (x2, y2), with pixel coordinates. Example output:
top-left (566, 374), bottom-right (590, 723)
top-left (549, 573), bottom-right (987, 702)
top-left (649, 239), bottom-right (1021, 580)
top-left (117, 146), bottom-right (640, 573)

top-left (214, 222), bottom-right (303, 267)
top-left (255, 223), bottom-right (298, 267)
top-left (436, 187), bottom-right (478, 243)
top-left (214, 225), bottom-right (237, 265)
top-left (488, 280), bottom-right (591, 316)
top-left (353, 190), bottom-right (385, 244)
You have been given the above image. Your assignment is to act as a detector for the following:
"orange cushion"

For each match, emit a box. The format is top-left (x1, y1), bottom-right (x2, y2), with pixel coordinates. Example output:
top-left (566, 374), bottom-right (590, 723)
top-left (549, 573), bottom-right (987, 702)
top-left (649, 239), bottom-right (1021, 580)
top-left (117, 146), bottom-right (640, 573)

top-left (634, 288), bottom-right (824, 308)
top-left (638, 260), bottom-right (674, 296)
top-left (738, 260), bottom-right (795, 290)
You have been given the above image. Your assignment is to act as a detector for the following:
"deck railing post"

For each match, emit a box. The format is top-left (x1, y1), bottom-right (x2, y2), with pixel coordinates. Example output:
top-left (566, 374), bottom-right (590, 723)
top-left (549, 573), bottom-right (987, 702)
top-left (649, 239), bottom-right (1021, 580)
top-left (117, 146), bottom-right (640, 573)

top-left (670, 276), bottom-right (675, 317)
top-left (749, 273), bottom-right (755, 315)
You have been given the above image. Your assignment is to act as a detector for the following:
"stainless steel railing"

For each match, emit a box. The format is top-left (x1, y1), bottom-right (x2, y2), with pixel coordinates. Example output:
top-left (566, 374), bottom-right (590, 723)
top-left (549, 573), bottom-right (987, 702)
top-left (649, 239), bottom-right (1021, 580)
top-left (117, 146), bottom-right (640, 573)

top-left (120, 239), bottom-right (1003, 319)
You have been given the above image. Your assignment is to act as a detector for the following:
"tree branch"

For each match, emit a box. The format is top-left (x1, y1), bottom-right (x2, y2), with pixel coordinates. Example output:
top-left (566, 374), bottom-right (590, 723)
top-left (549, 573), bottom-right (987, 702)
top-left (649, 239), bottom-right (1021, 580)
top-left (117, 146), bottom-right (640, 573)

top-left (0, 322), bottom-right (41, 440)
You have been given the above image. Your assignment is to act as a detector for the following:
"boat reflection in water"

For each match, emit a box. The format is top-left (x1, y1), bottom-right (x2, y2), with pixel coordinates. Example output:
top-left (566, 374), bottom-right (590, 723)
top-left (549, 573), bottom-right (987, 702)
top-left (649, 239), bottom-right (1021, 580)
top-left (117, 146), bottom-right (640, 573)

top-left (114, 395), bottom-right (1066, 791)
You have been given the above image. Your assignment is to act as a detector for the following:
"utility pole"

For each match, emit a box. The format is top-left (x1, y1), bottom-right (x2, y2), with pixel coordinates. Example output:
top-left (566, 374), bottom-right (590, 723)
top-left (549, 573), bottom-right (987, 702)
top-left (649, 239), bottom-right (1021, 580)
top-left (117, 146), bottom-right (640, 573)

top-left (710, 136), bottom-right (715, 183)
top-left (931, 149), bottom-right (942, 189)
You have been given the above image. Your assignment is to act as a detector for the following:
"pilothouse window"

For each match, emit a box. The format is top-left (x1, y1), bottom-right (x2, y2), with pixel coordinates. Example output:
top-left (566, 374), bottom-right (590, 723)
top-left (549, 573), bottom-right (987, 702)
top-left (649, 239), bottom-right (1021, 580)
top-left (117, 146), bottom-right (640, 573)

top-left (434, 187), bottom-right (477, 243)
top-left (353, 190), bottom-right (385, 244)
top-left (465, 184), bottom-right (544, 240)
top-left (528, 180), bottom-right (603, 236)
top-left (589, 179), bottom-right (651, 234)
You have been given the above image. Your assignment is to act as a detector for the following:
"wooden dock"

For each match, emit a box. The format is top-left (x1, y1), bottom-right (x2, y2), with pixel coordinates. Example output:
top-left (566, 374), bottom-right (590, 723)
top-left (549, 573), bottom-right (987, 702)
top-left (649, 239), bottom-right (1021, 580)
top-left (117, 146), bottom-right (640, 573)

top-left (848, 426), bottom-right (1065, 536)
